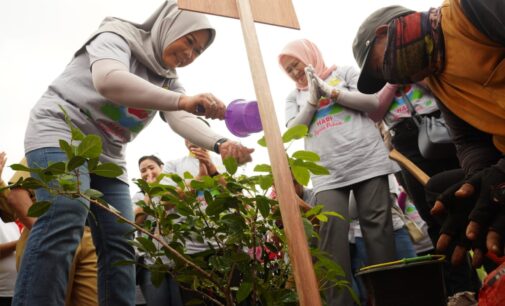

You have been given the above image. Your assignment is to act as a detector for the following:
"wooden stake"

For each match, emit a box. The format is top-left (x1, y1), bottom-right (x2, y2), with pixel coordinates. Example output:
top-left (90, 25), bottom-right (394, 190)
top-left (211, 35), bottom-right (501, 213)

top-left (234, 0), bottom-right (321, 304)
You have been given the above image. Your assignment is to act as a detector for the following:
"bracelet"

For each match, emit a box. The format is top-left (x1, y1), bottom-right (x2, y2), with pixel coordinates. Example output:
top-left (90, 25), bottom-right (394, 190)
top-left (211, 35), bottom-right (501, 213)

top-left (330, 89), bottom-right (341, 101)
top-left (213, 138), bottom-right (228, 154)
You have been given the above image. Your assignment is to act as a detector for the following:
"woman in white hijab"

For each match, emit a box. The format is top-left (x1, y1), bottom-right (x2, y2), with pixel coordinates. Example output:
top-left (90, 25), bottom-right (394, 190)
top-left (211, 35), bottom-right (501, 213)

top-left (14, 1), bottom-right (253, 305)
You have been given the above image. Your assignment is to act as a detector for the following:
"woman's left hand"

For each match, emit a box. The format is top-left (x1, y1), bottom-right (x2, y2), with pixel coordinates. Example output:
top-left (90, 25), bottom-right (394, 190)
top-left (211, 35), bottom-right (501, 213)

top-left (219, 141), bottom-right (254, 165)
top-left (178, 93), bottom-right (226, 120)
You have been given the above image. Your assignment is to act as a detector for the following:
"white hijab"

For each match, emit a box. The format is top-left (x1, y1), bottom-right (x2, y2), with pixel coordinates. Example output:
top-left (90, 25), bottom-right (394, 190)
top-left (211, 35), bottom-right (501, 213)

top-left (80, 0), bottom-right (216, 78)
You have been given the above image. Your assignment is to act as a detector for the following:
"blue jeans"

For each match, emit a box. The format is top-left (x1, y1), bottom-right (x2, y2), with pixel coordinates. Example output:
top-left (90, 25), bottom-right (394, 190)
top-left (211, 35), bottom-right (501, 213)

top-left (138, 268), bottom-right (183, 306)
top-left (13, 147), bottom-right (135, 306)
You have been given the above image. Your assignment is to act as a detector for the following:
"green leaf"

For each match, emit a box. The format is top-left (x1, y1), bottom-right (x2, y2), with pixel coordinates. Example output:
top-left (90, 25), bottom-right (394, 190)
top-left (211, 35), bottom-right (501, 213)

top-left (77, 135), bottom-right (102, 159)
top-left (190, 180), bottom-right (206, 190)
top-left (59, 105), bottom-right (84, 141)
top-left (225, 182), bottom-right (243, 194)
top-left (166, 174), bottom-right (184, 189)
top-left (258, 175), bottom-right (273, 190)
top-left (203, 190), bottom-right (214, 206)
top-left (10, 163), bottom-right (31, 172)
top-left (291, 165), bottom-right (310, 186)
top-left (183, 171), bottom-right (193, 179)
top-left (58, 175), bottom-right (77, 192)
top-left (59, 139), bottom-right (74, 159)
top-left (83, 188), bottom-right (104, 199)
top-left (202, 176), bottom-right (215, 189)
top-left (322, 211), bottom-right (345, 220)
top-left (256, 196), bottom-right (270, 218)
top-left (205, 201), bottom-right (226, 216)
top-left (302, 218), bottom-right (314, 239)
top-left (175, 202), bottom-right (193, 216)
top-left (87, 158), bottom-right (99, 172)
top-left (223, 157), bottom-right (237, 175)
top-left (20, 177), bottom-right (47, 190)
top-left (67, 156), bottom-right (86, 171)
top-left (136, 236), bottom-right (157, 253)
top-left (303, 161), bottom-right (329, 175)
top-left (71, 127), bottom-right (85, 141)
top-left (292, 150), bottom-right (320, 162)
top-left (135, 179), bottom-right (150, 194)
top-left (304, 204), bottom-right (323, 218)
top-left (253, 164), bottom-right (272, 173)
top-left (237, 281), bottom-right (253, 303)
top-left (221, 214), bottom-right (246, 230)
top-left (150, 269), bottom-right (164, 287)
top-left (257, 136), bottom-right (267, 147)
top-left (44, 162), bottom-right (66, 175)
top-left (282, 125), bottom-right (308, 143)
top-left (27, 201), bottom-right (52, 217)
top-left (316, 214), bottom-right (328, 222)
top-left (90, 163), bottom-right (123, 178)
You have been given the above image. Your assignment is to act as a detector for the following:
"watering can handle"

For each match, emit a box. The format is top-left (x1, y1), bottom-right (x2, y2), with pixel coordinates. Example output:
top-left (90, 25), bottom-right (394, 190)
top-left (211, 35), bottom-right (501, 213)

top-left (195, 104), bottom-right (205, 114)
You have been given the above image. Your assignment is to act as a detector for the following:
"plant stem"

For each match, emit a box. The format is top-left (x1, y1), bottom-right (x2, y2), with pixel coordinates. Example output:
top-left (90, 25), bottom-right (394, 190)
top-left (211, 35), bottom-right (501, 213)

top-left (80, 193), bottom-right (218, 284)
top-left (178, 283), bottom-right (225, 306)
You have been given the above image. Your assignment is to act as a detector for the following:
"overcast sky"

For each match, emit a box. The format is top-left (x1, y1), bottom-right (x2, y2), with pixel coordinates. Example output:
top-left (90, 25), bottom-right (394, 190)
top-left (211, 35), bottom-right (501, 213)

top-left (0, 0), bottom-right (441, 195)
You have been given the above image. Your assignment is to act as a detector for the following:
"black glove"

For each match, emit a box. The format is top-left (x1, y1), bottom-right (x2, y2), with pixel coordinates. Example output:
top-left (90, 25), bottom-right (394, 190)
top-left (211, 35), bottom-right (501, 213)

top-left (435, 180), bottom-right (475, 238)
top-left (432, 179), bottom-right (481, 265)
top-left (467, 166), bottom-right (505, 225)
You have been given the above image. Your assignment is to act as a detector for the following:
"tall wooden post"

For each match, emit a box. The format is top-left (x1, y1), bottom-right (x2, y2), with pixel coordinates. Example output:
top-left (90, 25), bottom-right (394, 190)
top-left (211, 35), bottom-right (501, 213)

top-left (178, 0), bottom-right (322, 305)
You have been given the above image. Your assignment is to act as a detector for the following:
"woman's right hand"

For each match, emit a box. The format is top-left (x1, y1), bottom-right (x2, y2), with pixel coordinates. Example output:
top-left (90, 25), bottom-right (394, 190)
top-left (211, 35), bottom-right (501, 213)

top-left (178, 93), bottom-right (226, 120)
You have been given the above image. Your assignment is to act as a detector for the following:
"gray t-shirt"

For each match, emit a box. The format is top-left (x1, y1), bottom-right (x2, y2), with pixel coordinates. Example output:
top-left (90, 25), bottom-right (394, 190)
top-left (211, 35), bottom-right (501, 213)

top-left (24, 33), bottom-right (184, 183)
top-left (285, 66), bottom-right (399, 193)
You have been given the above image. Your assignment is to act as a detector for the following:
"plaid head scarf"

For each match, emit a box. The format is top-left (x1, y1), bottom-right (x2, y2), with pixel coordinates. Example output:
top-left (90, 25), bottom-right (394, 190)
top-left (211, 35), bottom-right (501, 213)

top-left (383, 8), bottom-right (444, 84)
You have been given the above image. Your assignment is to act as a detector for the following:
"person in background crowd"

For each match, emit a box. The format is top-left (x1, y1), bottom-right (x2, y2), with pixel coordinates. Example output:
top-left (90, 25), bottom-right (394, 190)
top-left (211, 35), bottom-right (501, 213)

top-left (0, 152), bottom-right (20, 306)
top-left (132, 155), bottom-right (183, 306)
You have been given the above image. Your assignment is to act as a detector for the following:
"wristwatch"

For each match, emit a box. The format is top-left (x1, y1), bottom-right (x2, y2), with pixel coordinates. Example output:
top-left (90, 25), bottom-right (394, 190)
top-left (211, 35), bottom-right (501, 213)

top-left (213, 138), bottom-right (228, 154)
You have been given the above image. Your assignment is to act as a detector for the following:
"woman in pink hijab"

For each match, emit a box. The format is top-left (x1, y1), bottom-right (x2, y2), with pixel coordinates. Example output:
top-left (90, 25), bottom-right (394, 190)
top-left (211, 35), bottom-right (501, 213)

top-left (279, 39), bottom-right (400, 306)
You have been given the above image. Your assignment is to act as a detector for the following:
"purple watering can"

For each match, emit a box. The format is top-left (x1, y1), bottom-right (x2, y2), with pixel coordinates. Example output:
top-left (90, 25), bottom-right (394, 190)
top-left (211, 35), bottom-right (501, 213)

top-left (224, 99), bottom-right (263, 137)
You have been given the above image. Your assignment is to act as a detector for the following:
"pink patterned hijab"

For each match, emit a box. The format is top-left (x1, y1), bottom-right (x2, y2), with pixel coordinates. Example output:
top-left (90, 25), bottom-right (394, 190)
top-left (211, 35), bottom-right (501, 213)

top-left (278, 39), bottom-right (336, 90)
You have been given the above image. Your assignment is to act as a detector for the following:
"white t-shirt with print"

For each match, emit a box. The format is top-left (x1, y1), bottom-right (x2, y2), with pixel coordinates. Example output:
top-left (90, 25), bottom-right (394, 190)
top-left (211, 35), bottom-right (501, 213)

top-left (285, 66), bottom-right (399, 193)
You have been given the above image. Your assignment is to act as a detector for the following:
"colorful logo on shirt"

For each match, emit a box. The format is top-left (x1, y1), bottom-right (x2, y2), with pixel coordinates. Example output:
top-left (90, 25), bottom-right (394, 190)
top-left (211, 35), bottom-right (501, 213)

top-left (308, 76), bottom-right (350, 136)
top-left (97, 103), bottom-right (152, 142)
top-left (389, 85), bottom-right (433, 120)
